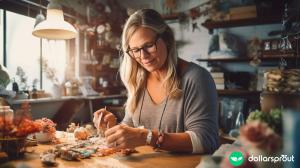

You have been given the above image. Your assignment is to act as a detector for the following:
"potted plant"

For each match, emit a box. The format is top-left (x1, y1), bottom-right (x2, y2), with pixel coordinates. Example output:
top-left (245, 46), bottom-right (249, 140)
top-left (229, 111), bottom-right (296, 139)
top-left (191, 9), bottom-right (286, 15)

top-left (239, 109), bottom-right (283, 167)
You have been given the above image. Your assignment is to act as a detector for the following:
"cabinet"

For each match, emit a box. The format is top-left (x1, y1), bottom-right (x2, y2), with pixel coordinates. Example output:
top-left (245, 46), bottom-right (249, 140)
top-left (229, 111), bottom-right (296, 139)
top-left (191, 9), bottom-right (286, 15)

top-left (79, 30), bottom-right (125, 95)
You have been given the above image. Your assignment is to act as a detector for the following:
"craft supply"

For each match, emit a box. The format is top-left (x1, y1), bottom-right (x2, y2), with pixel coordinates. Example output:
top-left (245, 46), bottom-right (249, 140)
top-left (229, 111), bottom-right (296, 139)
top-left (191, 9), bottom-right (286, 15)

top-left (74, 127), bottom-right (90, 140)
top-left (265, 69), bottom-right (300, 93)
top-left (66, 123), bottom-right (79, 133)
top-left (39, 133), bottom-right (137, 165)
top-left (97, 111), bottom-right (104, 137)
top-left (40, 152), bottom-right (57, 166)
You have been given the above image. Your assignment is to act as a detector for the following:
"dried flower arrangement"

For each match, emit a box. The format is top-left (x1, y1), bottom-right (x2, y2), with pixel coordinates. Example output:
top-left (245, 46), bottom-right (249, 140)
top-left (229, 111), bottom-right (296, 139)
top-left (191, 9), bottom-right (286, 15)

top-left (35, 118), bottom-right (57, 135)
top-left (15, 66), bottom-right (29, 91)
top-left (238, 108), bottom-right (283, 168)
top-left (246, 108), bottom-right (282, 135)
top-left (41, 57), bottom-right (60, 85)
top-left (34, 118), bottom-right (57, 143)
top-left (0, 102), bottom-right (40, 138)
top-left (0, 101), bottom-right (40, 158)
top-left (240, 120), bottom-right (282, 153)
top-left (239, 119), bottom-right (283, 168)
top-left (218, 109), bottom-right (283, 168)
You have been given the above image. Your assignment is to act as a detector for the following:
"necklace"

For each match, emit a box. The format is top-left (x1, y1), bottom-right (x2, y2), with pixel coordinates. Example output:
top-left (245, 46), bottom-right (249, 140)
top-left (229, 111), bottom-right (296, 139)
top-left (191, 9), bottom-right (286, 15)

top-left (138, 89), bottom-right (169, 131)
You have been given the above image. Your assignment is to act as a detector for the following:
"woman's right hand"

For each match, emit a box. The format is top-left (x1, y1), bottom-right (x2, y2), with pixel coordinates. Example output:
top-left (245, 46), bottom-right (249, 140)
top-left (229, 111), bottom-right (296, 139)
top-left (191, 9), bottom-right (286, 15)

top-left (93, 108), bottom-right (117, 131)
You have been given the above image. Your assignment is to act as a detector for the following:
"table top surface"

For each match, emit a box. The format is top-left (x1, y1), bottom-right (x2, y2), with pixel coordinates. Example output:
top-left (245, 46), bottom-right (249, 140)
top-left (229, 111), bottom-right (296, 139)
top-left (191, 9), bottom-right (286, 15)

top-left (7, 145), bottom-right (202, 168)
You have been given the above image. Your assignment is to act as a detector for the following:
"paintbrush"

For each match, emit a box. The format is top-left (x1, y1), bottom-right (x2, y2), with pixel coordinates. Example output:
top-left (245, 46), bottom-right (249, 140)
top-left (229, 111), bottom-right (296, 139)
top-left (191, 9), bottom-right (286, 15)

top-left (105, 106), bottom-right (110, 130)
top-left (97, 106), bottom-right (106, 137)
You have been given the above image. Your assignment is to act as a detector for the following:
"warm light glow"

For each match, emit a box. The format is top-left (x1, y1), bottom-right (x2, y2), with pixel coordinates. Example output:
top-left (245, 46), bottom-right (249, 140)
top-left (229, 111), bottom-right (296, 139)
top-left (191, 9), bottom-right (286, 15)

top-left (32, 9), bottom-right (77, 40)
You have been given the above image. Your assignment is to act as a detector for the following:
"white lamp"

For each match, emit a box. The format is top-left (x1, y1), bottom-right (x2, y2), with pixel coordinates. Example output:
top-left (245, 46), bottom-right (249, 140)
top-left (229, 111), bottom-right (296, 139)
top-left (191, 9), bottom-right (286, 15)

top-left (32, 0), bottom-right (77, 40)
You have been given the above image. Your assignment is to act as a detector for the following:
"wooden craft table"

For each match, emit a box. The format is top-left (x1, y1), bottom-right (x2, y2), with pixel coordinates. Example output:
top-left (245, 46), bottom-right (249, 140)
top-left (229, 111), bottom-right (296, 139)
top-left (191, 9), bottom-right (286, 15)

top-left (7, 145), bottom-right (202, 168)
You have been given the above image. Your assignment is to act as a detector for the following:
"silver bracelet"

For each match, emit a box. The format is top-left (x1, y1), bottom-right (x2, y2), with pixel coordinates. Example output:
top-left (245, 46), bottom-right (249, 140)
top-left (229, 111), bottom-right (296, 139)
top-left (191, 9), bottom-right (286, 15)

top-left (146, 129), bottom-right (152, 145)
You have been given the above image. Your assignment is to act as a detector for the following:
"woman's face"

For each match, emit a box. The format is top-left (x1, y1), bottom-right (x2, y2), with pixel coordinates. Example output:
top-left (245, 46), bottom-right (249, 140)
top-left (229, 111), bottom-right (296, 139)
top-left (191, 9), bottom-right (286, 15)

top-left (128, 27), bottom-right (168, 72)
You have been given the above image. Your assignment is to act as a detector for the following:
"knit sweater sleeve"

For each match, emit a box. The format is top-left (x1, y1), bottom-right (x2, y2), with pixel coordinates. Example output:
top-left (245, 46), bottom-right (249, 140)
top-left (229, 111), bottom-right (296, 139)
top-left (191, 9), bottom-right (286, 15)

top-left (182, 64), bottom-right (219, 154)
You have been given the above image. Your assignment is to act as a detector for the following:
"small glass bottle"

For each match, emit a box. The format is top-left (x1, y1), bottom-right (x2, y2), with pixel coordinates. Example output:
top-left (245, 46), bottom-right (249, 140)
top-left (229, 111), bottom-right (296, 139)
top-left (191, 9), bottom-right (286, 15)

top-left (229, 111), bottom-right (245, 137)
top-left (264, 41), bottom-right (271, 50)
top-left (235, 111), bottom-right (245, 129)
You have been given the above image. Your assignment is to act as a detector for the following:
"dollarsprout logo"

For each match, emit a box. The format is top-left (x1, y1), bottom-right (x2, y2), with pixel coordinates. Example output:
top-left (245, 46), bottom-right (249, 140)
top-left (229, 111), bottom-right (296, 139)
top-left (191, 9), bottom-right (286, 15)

top-left (229, 151), bottom-right (244, 166)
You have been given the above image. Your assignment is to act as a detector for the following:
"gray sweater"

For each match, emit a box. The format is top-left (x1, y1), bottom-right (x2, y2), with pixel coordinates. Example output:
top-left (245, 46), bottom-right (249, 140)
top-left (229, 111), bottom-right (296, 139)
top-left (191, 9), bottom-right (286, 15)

top-left (122, 62), bottom-right (219, 154)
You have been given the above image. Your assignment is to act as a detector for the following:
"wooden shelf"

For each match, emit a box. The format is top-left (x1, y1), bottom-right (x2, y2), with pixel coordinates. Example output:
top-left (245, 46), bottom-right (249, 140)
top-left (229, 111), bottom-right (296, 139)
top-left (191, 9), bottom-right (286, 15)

top-left (96, 86), bottom-right (124, 90)
top-left (96, 85), bottom-right (126, 95)
top-left (202, 15), bottom-right (282, 33)
top-left (162, 13), bottom-right (179, 20)
top-left (95, 72), bottom-right (117, 76)
top-left (217, 89), bottom-right (261, 96)
top-left (261, 91), bottom-right (300, 96)
top-left (96, 68), bottom-right (119, 75)
top-left (261, 55), bottom-right (298, 60)
top-left (262, 50), bottom-right (295, 58)
top-left (197, 57), bottom-right (251, 62)
top-left (86, 65), bottom-right (118, 72)
top-left (197, 55), bottom-right (299, 63)
top-left (94, 47), bottom-right (119, 55)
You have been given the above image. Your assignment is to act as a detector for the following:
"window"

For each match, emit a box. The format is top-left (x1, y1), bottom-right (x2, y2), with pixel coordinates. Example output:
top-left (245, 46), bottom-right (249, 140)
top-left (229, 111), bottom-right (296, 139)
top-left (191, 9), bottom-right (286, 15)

top-left (0, 10), bottom-right (3, 65)
top-left (5, 11), bottom-right (66, 92)
top-left (6, 11), bottom-right (40, 90)
top-left (42, 40), bottom-right (66, 92)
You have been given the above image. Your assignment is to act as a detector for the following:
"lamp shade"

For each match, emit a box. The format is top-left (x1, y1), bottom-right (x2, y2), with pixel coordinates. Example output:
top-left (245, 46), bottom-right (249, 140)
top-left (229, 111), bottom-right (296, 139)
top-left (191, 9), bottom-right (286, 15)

top-left (32, 9), bottom-right (77, 40)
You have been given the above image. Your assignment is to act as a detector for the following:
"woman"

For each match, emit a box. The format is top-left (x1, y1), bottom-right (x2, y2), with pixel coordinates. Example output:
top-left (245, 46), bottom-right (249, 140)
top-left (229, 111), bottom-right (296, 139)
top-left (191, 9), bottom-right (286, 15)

top-left (93, 9), bottom-right (219, 154)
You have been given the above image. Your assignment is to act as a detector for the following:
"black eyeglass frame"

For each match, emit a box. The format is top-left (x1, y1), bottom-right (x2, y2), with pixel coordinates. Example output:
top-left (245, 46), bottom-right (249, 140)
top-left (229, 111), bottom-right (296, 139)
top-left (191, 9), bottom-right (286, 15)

top-left (126, 35), bottom-right (160, 59)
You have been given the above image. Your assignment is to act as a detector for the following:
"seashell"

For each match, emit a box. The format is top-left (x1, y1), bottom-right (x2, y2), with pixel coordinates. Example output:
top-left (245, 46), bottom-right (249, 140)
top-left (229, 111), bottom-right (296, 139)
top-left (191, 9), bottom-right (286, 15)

top-left (59, 149), bottom-right (80, 161)
top-left (40, 153), bottom-right (57, 166)
top-left (85, 124), bottom-right (96, 135)
top-left (74, 127), bottom-right (90, 140)
top-left (66, 122), bottom-right (78, 133)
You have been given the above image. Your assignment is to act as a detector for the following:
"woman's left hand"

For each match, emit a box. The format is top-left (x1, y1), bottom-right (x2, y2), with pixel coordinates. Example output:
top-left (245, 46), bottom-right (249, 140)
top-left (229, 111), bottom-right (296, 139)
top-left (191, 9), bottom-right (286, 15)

top-left (105, 124), bottom-right (147, 149)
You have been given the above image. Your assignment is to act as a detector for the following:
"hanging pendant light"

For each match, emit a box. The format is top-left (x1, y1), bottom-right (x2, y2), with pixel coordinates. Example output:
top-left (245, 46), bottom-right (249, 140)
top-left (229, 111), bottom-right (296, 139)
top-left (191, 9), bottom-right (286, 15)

top-left (32, 0), bottom-right (77, 40)
top-left (34, 10), bottom-right (45, 28)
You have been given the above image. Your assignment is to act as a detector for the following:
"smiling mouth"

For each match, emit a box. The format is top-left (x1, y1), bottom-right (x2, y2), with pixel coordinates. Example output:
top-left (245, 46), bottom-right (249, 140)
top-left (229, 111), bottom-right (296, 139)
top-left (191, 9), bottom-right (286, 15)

top-left (143, 59), bottom-right (154, 65)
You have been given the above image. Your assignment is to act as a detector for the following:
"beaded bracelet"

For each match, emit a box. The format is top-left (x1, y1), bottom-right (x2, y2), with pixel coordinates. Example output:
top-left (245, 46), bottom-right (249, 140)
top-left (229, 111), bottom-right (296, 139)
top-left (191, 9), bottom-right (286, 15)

top-left (154, 132), bottom-right (165, 151)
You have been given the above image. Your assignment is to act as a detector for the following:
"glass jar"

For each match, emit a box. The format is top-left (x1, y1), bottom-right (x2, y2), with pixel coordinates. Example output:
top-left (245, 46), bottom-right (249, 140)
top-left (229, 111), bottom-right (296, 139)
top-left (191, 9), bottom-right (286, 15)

top-left (264, 41), bottom-right (271, 50)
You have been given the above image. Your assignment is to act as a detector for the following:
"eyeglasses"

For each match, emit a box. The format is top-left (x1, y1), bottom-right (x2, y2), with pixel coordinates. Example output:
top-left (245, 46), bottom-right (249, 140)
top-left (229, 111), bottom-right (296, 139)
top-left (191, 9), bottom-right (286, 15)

top-left (126, 35), bottom-right (159, 59)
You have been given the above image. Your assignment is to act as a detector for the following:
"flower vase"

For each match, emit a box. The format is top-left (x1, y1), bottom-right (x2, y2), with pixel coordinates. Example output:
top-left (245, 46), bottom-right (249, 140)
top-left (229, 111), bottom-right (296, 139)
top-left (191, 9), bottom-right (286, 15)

top-left (51, 84), bottom-right (62, 98)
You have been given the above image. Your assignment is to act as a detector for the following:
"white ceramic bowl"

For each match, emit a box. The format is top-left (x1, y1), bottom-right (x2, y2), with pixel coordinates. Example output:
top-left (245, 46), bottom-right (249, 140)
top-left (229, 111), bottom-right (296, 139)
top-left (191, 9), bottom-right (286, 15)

top-left (35, 132), bottom-right (52, 143)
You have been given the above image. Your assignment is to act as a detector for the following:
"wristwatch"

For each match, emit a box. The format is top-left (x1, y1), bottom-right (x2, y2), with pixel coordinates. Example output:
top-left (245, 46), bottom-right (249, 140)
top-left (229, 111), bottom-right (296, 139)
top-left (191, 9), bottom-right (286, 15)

top-left (146, 129), bottom-right (152, 145)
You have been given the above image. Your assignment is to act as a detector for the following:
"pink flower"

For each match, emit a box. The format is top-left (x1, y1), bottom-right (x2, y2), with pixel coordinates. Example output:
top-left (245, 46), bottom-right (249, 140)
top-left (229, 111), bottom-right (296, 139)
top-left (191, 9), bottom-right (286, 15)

top-left (240, 121), bottom-right (282, 153)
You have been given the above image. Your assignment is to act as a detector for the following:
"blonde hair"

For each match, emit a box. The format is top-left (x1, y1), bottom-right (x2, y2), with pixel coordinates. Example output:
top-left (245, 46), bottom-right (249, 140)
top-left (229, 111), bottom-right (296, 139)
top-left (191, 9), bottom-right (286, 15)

top-left (120, 9), bottom-right (181, 114)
